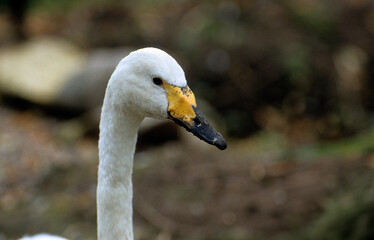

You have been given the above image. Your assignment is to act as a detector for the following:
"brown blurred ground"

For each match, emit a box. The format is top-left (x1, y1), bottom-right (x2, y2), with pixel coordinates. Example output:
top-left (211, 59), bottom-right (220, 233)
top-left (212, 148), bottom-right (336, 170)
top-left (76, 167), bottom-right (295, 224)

top-left (0, 104), bottom-right (373, 240)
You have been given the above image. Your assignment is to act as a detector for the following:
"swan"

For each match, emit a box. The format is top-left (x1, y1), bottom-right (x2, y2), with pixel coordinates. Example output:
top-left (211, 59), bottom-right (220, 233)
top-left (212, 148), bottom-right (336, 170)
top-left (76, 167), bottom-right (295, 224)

top-left (21, 47), bottom-right (226, 240)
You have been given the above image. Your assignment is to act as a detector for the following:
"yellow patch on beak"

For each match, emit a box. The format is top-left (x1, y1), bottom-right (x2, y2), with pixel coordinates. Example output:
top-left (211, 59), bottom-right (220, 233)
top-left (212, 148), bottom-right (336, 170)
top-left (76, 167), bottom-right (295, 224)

top-left (164, 82), bottom-right (197, 126)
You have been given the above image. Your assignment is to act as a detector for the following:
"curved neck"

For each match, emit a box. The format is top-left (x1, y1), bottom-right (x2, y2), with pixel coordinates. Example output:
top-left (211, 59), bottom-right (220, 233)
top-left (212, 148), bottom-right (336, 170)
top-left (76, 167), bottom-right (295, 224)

top-left (97, 93), bottom-right (143, 240)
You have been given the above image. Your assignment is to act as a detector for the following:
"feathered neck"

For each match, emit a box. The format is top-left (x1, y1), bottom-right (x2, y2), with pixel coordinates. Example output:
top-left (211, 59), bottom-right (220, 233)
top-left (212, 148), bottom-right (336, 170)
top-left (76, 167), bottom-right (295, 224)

top-left (97, 86), bottom-right (144, 240)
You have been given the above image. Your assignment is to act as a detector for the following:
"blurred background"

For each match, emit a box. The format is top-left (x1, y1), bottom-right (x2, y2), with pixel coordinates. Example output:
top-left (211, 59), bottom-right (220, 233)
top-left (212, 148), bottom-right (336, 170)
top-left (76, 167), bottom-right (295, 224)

top-left (0, 0), bottom-right (374, 239)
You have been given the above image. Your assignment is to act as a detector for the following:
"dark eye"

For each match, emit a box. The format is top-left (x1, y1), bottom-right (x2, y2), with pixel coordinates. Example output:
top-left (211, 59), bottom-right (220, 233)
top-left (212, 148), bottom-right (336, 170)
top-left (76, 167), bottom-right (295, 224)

top-left (152, 77), bottom-right (163, 86)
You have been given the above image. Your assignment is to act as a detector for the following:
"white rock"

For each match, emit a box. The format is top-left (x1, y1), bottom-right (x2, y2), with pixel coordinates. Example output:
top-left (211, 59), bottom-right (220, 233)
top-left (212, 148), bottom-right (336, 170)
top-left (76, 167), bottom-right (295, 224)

top-left (0, 38), bottom-right (84, 104)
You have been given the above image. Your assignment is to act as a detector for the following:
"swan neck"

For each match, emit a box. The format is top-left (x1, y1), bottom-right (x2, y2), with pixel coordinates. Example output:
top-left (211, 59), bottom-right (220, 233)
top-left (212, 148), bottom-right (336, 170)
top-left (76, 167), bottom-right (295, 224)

top-left (97, 101), bottom-right (143, 240)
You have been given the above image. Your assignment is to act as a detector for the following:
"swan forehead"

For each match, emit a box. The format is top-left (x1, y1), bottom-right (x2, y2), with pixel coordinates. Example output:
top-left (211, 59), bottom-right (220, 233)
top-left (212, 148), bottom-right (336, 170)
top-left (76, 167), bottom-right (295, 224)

top-left (124, 47), bottom-right (187, 87)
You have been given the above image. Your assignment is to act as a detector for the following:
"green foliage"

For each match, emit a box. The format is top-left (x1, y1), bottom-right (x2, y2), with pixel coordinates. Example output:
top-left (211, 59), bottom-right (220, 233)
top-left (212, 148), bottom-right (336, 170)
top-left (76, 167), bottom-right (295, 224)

top-left (280, 43), bottom-right (311, 88)
top-left (290, 128), bottom-right (374, 160)
top-left (283, 173), bottom-right (374, 240)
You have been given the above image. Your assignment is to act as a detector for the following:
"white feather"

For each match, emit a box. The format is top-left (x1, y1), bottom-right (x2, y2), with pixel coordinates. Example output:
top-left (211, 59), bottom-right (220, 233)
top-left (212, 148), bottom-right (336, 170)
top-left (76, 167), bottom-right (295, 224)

top-left (20, 233), bottom-right (68, 240)
top-left (97, 47), bottom-right (188, 239)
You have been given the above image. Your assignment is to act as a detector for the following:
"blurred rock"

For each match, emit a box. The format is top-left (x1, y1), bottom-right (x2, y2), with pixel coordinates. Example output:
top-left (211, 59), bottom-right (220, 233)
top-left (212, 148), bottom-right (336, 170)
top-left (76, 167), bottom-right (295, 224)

top-left (0, 37), bottom-right (131, 110)
top-left (0, 38), bottom-right (84, 104)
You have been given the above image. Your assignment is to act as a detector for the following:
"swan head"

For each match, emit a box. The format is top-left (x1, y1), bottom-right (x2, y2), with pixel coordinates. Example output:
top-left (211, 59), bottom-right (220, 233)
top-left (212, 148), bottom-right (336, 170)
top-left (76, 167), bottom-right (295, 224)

top-left (107, 47), bottom-right (227, 150)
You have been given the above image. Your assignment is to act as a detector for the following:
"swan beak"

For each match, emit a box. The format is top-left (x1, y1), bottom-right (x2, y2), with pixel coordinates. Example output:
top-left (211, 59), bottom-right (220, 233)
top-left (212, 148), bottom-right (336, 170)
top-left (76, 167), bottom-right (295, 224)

top-left (165, 84), bottom-right (227, 150)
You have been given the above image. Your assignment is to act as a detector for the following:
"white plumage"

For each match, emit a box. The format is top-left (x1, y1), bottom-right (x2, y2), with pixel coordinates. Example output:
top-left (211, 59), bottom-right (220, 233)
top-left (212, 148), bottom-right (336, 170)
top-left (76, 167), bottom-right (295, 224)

top-left (20, 234), bottom-right (68, 240)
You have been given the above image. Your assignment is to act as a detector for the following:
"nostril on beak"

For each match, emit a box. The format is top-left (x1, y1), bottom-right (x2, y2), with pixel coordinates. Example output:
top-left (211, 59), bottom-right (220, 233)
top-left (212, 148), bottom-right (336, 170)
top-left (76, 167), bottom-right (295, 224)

top-left (193, 117), bottom-right (202, 127)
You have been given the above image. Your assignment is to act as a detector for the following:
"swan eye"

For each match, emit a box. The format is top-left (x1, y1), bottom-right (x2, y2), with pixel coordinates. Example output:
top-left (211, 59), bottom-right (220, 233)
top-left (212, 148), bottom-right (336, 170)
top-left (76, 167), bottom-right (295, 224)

top-left (152, 77), bottom-right (163, 86)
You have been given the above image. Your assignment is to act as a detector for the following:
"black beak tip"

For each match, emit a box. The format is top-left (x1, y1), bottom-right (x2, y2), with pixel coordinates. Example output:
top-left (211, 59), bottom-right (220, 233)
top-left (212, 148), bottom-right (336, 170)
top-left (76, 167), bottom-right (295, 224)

top-left (213, 137), bottom-right (227, 150)
top-left (168, 109), bottom-right (227, 150)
